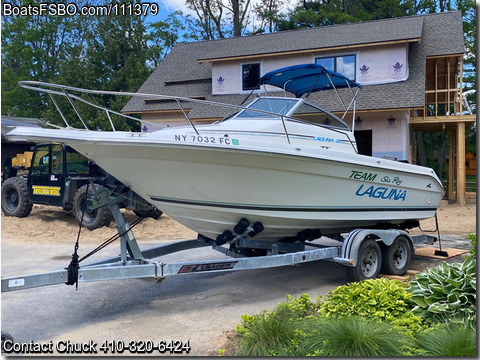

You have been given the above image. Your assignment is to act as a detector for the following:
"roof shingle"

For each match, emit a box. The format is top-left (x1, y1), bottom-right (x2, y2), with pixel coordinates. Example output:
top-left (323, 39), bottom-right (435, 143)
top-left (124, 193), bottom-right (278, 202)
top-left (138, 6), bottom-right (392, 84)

top-left (196, 15), bottom-right (425, 62)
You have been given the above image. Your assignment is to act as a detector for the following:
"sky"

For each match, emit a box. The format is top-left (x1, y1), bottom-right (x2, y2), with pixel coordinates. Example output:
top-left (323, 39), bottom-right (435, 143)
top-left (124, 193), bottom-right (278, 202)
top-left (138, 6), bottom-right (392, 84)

top-left (149, 0), bottom-right (295, 26)
top-left (157, 0), bottom-right (191, 17)
top-left (138, 0), bottom-right (190, 25)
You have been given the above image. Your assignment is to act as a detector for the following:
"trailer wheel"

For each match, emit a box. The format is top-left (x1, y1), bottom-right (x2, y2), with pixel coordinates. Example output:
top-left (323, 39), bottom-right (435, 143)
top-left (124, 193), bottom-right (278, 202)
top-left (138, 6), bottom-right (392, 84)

top-left (73, 184), bottom-right (112, 230)
top-left (134, 208), bottom-right (163, 219)
top-left (381, 236), bottom-right (411, 276)
top-left (1, 177), bottom-right (33, 217)
top-left (347, 239), bottom-right (382, 282)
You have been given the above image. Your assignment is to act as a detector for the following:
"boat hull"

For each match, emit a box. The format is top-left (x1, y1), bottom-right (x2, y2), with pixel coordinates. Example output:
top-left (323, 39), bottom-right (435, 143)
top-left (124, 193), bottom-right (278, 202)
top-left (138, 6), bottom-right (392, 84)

top-left (70, 140), bottom-right (443, 241)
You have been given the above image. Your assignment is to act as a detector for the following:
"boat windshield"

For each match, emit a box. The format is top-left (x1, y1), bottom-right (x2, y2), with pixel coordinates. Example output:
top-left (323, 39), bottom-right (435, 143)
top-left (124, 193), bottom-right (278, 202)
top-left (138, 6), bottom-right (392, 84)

top-left (291, 102), bottom-right (349, 130)
top-left (237, 98), bottom-right (298, 119)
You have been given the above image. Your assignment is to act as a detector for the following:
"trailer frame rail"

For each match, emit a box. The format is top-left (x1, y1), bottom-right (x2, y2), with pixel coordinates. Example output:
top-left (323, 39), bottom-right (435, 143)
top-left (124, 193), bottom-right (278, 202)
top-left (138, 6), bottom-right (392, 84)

top-left (2, 238), bottom-right (343, 292)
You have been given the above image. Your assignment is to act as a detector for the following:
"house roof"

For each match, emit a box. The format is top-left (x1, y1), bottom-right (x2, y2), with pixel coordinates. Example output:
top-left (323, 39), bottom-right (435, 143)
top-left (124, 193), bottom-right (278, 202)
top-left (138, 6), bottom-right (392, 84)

top-left (196, 15), bottom-right (425, 63)
top-left (122, 11), bottom-right (465, 118)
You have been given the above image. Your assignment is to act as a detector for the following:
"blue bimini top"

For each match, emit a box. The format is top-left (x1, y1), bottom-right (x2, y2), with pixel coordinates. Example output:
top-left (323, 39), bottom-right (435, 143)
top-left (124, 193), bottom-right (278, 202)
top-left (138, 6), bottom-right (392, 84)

top-left (259, 63), bottom-right (362, 98)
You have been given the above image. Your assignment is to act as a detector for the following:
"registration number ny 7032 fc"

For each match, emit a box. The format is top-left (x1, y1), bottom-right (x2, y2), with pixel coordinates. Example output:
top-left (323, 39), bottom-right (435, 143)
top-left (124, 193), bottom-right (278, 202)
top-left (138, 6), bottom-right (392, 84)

top-left (174, 135), bottom-right (239, 145)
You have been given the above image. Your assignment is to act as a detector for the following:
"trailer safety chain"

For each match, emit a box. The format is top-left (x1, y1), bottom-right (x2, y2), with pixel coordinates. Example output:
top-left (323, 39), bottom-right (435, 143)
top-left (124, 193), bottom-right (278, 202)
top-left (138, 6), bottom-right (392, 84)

top-left (65, 183), bottom-right (156, 288)
top-left (78, 208), bottom-right (154, 263)
top-left (65, 182), bottom-right (90, 289)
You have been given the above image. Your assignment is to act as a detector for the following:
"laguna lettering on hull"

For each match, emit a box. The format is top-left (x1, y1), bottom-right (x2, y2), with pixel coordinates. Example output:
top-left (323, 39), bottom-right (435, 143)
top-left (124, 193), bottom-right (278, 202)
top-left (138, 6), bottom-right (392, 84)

top-left (313, 137), bottom-right (343, 143)
top-left (355, 184), bottom-right (407, 201)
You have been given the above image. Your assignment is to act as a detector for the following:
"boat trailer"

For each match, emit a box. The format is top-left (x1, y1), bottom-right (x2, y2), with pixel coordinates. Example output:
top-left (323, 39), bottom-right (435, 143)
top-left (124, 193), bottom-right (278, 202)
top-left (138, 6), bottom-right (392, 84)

top-left (1, 186), bottom-right (437, 293)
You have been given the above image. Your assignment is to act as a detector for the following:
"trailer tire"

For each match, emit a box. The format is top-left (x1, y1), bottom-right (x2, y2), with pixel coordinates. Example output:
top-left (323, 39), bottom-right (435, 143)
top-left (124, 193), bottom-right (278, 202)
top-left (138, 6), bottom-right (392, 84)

top-left (347, 239), bottom-right (382, 282)
top-left (73, 184), bottom-right (112, 230)
top-left (381, 236), bottom-right (411, 276)
top-left (1, 177), bottom-right (33, 217)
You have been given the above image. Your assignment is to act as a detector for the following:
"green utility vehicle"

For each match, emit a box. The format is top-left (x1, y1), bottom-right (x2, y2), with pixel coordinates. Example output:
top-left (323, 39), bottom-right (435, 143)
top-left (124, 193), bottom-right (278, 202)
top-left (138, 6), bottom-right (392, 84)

top-left (1, 143), bottom-right (161, 230)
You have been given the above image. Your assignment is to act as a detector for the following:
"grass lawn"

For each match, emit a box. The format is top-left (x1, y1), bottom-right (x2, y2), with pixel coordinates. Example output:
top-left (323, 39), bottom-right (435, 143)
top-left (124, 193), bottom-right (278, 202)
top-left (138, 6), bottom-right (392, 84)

top-left (466, 175), bottom-right (476, 192)
top-left (442, 175), bottom-right (476, 192)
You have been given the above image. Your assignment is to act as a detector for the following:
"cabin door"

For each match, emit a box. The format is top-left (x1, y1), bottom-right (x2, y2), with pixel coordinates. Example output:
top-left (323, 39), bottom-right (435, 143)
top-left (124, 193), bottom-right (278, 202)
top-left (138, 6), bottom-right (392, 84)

top-left (354, 130), bottom-right (372, 156)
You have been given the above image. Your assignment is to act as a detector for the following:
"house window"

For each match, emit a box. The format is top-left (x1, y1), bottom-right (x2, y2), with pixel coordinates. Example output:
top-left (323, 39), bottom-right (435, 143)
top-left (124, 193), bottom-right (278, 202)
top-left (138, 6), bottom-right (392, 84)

top-left (242, 63), bottom-right (261, 91)
top-left (316, 55), bottom-right (356, 80)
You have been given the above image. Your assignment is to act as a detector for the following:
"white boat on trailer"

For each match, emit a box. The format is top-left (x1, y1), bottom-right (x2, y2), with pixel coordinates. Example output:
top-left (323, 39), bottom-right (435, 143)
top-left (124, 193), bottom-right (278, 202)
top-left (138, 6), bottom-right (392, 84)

top-left (6, 64), bottom-right (444, 245)
top-left (1, 64), bottom-right (444, 293)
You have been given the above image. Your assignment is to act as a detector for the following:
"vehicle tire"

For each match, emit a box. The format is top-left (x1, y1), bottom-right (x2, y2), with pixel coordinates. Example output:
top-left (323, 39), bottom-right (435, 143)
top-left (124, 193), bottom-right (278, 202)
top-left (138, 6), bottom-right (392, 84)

top-left (1, 177), bottom-right (33, 217)
top-left (73, 184), bottom-right (112, 230)
top-left (134, 208), bottom-right (163, 219)
top-left (347, 239), bottom-right (382, 282)
top-left (381, 236), bottom-right (412, 276)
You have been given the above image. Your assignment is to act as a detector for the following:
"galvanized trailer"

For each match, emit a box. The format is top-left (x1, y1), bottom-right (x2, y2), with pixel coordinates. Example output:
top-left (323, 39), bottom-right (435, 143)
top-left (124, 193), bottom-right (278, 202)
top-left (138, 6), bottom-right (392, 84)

top-left (1, 187), bottom-right (436, 293)
top-left (1, 232), bottom-right (435, 293)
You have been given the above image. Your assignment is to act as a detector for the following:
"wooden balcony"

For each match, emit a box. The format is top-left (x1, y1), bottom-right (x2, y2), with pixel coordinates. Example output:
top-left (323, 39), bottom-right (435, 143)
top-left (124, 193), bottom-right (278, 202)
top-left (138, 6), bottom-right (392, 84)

top-left (410, 55), bottom-right (474, 205)
top-left (410, 55), bottom-right (475, 130)
top-left (410, 114), bottom-right (476, 131)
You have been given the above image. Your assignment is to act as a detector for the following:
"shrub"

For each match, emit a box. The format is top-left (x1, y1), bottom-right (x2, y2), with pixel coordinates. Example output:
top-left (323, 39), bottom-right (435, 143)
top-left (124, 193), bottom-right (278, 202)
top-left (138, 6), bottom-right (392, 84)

top-left (415, 323), bottom-right (477, 356)
top-left (318, 278), bottom-right (425, 337)
top-left (274, 293), bottom-right (320, 319)
top-left (235, 311), bottom-right (298, 356)
top-left (466, 233), bottom-right (476, 258)
top-left (408, 258), bottom-right (476, 328)
top-left (234, 294), bottom-right (320, 356)
top-left (298, 316), bottom-right (408, 357)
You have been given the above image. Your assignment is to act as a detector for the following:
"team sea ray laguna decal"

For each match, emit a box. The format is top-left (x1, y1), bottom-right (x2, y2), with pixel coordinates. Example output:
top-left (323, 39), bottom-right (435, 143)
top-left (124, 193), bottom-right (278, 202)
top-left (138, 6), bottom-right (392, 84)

top-left (350, 170), bottom-right (407, 201)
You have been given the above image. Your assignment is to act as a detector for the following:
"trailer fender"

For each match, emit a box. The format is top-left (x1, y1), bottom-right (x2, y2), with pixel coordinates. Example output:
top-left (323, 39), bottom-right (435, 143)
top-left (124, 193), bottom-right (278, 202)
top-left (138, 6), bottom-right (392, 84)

top-left (340, 229), bottom-right (412, 267)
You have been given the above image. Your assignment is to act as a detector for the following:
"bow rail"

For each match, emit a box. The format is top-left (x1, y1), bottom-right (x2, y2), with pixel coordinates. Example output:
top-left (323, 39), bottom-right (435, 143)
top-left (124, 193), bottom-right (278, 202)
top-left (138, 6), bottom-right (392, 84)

top-left (18, 80), bottom-right (357, 151)
top-left (19, 81), bottom-right (297, 133)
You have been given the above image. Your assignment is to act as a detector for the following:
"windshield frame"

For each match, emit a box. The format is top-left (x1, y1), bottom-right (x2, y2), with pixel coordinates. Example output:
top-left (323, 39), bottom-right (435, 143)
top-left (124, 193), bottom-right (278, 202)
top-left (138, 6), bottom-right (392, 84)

top-left (216, 97), bottom-right (300, 123)
top-left (289, 99), bottom-right (350, 130)
top-left (220, 97), bottom-right (350, 131)
top-left (235, 97), bottom-right (299, 119)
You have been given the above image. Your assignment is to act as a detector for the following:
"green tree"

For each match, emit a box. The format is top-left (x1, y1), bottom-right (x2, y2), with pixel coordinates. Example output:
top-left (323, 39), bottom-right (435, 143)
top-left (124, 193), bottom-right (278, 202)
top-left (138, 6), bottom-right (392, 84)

top-left (182, 0), bottom-right (252, 40)
top-left (1, 0), bottom-right (94, 117)
top-left (1, 0), bottom-right (176, 131)
top-left (184, 0), bottom-right (226, 40)
top-left (147, 12), bottom-right (186, 68)
top-left (252, 0), bottom-right (287, 33)
top-left (277, 0), bottom-right (369, 30)
top-left (457, 0), bottom-right (475, 106)
top-left (55, 10), bottom-right (151, 130)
